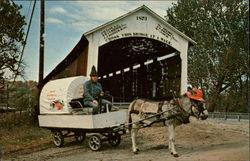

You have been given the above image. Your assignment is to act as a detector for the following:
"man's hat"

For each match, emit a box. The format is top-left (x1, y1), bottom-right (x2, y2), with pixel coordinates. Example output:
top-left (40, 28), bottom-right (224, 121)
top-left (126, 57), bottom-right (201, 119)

top-left (186, 88), bottom-right (205, 102)
top-left (90, 65), bottom-right (98, 76)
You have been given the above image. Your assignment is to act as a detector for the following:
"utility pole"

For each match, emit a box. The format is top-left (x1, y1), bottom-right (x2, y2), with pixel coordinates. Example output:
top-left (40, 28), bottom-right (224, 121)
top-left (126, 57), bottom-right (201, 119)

top-left (39, 0), bottom-right (45, 85)
top-left (36, 0), bottom-right (45, 119)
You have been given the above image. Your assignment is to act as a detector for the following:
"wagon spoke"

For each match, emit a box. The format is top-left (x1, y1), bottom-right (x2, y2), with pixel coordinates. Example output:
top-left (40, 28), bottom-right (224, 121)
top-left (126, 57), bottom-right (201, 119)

top-left (88, 135), bottom-right (102, 151)
top-left (52, 130), bottom-right (64, 147)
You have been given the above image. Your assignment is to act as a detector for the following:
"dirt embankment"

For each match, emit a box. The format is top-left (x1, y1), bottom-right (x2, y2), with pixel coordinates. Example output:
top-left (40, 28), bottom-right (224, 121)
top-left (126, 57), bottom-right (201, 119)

top-left (1, 118), bottom-right (249, 161)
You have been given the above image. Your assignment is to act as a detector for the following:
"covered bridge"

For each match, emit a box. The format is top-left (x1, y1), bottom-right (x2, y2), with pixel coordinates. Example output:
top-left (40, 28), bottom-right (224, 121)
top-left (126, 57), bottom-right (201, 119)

top-left (41, 5), bottom-right (196, 102)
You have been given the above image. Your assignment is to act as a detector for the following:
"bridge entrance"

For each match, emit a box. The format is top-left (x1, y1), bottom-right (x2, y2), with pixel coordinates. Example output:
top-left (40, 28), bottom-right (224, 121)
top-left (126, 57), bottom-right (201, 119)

top-left (98, 37), bottom-right (181, 102)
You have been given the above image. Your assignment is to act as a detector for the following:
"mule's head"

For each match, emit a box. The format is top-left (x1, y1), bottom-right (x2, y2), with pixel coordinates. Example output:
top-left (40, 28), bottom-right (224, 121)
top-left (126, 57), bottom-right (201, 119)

top-left (185, 88), bottom-right (208, 120)
top-left (189, 99), bottom-right (208, 120)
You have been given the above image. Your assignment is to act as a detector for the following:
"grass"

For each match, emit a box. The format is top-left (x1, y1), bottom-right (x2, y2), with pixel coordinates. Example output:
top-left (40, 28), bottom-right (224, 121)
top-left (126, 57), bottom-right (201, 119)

top-left (0, 113), bottom-right (52, 158)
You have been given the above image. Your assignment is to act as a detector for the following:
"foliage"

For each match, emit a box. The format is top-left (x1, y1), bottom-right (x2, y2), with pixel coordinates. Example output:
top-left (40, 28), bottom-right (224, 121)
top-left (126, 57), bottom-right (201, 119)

top-left (0, 0), bottom-right (26, 89)
top-left (0, 81), bottom-right (38, 126)
top-left (166, 0), bottom-right (249, 112)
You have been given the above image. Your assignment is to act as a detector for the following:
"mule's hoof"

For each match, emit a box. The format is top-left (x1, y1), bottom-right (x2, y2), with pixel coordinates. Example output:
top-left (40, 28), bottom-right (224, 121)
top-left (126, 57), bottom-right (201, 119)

top-left (133, 151), bottom-right (139, 154)
top-left (173, 154), bottom-right (179, 157)
top-left (133, 148), bottom-right (139, 154)
top-left (170, 152), bottom-right (179, 157)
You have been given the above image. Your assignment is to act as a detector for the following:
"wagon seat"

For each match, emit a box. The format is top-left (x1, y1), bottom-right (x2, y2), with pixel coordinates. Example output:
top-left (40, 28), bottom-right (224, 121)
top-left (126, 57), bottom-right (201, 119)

top-left (69, 97), bottom-right (93, 115)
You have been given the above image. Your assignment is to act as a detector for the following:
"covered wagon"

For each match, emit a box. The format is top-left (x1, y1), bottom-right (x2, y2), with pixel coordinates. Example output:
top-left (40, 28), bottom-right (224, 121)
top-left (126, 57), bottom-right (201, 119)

top-left (38, 76), bottom-right (127, 150)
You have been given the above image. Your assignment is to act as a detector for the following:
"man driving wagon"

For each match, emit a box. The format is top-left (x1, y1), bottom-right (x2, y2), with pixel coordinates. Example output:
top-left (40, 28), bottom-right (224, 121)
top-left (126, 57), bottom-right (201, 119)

top-left (83, 66), bottom-right (112, 114)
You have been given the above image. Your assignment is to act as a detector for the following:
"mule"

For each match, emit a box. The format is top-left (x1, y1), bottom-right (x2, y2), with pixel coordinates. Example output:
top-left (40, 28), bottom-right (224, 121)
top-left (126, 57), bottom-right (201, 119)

top-left (128, 93), bottom-right (208, 157)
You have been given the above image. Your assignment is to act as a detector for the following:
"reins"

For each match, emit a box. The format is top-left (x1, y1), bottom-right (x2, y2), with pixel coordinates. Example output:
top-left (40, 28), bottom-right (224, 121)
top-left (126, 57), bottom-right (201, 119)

top-left (117, 109), bottom-right (180, 131)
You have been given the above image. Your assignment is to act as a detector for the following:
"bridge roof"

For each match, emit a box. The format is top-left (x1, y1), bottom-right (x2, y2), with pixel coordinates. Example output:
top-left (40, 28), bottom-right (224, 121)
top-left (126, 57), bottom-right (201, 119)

top-left (84, 5), bottom-right (196, 45)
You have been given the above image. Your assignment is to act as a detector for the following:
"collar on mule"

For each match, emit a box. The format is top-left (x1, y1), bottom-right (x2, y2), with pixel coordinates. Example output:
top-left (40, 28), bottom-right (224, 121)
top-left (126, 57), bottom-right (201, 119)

top-left (172, 98), bottom-right (191, 124)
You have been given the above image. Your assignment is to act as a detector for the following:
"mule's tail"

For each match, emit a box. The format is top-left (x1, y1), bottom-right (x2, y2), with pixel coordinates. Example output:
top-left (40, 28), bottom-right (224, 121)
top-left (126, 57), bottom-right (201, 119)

top-left (128, 99), bottom-right (136, 132)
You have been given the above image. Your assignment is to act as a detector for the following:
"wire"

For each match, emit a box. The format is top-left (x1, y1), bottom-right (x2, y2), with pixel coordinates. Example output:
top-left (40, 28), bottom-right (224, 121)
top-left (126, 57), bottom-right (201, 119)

top-left (26, 1), bottom-right (32, 23)
top-left (11, 0), bottom-right (37, 88)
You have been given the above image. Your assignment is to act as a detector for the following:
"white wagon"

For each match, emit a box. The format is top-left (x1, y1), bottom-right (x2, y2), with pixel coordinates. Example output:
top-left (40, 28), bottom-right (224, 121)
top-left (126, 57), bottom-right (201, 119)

top-left (38, 76), bottom-right (128, 151)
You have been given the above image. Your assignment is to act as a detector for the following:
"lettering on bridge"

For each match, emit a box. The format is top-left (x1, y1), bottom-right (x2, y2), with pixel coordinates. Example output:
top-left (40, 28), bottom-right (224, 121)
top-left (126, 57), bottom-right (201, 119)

top-left (155, 24), bottom-right (177, 42)
top-left (101, 24), bottom-right (127, 42)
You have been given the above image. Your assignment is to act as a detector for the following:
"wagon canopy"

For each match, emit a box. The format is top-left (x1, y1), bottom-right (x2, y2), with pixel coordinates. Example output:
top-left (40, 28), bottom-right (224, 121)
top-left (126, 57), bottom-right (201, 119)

top-left (40, 76), bottom-right (89, 114)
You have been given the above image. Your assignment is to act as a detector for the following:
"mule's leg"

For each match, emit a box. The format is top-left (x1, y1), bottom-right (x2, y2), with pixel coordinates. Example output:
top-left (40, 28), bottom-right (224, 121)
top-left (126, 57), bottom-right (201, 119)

top-left (168, 124), bottom-right (178, 157)
top-left (131, 114), bottom-right (140, 154)
top-left (167, 125), bottom-right (173, 153)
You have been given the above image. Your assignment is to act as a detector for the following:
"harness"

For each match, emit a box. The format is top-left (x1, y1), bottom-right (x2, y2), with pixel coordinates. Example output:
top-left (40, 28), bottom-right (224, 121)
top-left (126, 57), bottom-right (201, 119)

top-left (170, 91), bottom-right (191, 124)
top-left (129, 99), bottom-right (188, 127)
top-left (171, 98), bottom-right (190, 124)
top-left (129, 94), bottom-right (205, 129)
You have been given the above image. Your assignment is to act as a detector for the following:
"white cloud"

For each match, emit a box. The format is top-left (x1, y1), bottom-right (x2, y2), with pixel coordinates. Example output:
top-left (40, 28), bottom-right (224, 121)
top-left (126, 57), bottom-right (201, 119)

top-left (46, 17), bottom-right (64, 24)
top-left (71, 21), bottom-right (98, 32)
top-left (49, 6), bottom-right (81, 20)
top-left (85, 7), bottom-right (127, 22)
top-left (71, 1), bottom-right (135, 22)
top-left (50, 6), bottom-right (68, 14)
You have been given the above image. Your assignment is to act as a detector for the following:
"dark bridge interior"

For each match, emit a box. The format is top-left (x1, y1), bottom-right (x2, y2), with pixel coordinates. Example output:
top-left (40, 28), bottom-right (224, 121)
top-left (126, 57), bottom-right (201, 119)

top-left (98, 37), bottom-right (181, 102)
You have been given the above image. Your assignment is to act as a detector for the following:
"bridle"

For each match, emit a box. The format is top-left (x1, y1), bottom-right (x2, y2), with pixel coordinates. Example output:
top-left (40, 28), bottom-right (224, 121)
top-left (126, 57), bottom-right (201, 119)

top-left (170, 94), bottom-right (206, 123)
top-left (189, 99), bottom-right (206, 118)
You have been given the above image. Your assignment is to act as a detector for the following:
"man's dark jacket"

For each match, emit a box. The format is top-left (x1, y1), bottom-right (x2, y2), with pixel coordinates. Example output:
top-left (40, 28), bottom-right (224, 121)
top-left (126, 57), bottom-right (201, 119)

top-left (83, 80), bottom-right (103, 101)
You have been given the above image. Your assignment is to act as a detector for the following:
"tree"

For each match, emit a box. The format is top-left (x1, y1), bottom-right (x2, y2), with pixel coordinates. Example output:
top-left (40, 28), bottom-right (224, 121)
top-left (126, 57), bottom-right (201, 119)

top-left (0, 0), bottom-right (26, 89)
top-left (166, 0), bottom-right (249, 111)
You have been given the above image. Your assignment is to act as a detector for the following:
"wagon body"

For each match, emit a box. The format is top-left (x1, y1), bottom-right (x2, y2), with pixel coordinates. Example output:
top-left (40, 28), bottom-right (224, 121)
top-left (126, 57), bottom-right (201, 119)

top-left (38, 110), bottom-right (127, 129)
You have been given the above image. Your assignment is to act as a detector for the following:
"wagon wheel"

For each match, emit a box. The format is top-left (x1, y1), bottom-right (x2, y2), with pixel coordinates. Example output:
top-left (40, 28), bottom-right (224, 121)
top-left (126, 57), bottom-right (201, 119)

top-left (88, 135), bottom-right (102, 151)
top-left (108, 132), bottom-right (121, 147)
top-left (74, 131), bottom-right (86, 143)
top-left (52, 130), bottom-right (64, 147)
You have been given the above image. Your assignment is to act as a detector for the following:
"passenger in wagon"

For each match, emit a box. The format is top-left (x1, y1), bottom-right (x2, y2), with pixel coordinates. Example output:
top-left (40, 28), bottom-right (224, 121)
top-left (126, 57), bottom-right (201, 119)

top-left (83, 66), bottom-right (112, 114)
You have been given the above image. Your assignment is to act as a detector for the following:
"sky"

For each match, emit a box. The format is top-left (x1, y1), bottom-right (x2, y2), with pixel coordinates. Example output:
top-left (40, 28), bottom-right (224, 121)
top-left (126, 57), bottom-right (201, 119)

top-left (14, 1), bottom-right (177, 82)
